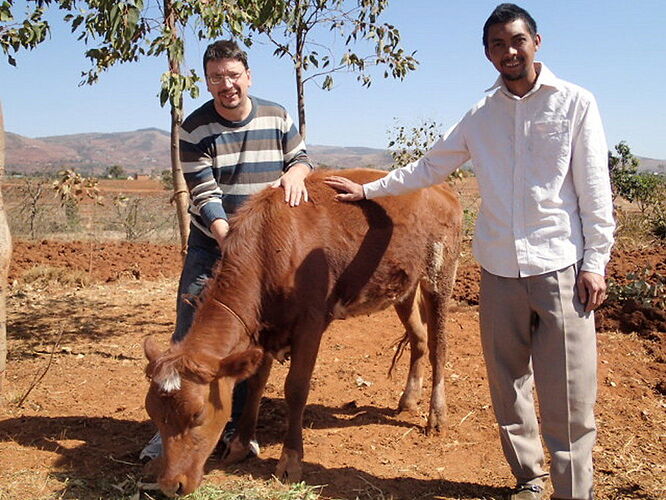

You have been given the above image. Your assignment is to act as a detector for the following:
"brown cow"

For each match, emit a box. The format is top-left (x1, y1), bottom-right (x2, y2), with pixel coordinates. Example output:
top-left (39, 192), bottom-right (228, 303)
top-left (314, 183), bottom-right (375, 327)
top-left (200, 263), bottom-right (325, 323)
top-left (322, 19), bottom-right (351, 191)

top-left (143, 168), bottom-right (462, 496)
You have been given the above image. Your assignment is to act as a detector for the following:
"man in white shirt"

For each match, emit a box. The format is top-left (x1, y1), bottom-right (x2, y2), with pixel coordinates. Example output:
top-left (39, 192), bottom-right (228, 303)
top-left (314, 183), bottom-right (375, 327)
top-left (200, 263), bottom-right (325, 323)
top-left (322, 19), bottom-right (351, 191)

top-left (325, 4), bottom-right (614, 500)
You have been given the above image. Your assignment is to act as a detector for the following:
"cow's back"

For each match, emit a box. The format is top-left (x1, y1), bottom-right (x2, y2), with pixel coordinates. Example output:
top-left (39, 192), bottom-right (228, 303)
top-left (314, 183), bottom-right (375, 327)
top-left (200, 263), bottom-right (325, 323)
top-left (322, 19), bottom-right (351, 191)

top-left (223, 168), bottom-right (462, 319)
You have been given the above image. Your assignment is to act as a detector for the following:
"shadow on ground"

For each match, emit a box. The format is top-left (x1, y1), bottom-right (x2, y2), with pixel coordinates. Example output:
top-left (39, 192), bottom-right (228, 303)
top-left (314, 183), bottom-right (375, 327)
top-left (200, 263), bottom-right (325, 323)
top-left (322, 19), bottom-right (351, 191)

top-left (0, 409), bottom-right (508, 500)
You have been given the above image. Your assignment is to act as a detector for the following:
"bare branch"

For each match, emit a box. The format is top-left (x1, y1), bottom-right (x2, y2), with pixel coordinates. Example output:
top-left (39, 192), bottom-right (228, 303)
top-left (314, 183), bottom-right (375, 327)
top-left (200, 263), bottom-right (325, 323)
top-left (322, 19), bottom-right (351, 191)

top-left (17, 328), bottom-right (64, 408)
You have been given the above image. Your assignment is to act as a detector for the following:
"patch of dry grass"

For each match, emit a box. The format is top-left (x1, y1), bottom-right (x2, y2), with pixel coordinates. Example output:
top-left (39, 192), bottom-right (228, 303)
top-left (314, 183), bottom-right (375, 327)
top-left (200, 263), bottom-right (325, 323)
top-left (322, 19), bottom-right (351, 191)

top-left (613, 207), bottom-right (663, 251)
top-left (17, 265), bottom-right (92, 289)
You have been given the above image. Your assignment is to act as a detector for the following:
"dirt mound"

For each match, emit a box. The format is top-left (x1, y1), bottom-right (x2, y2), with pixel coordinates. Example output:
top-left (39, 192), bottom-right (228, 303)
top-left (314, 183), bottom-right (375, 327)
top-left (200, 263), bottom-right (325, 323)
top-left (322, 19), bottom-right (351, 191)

top-left (596, 246), bottom-right (666, 336)
top-left (8, 239), bottom-right (182, 283)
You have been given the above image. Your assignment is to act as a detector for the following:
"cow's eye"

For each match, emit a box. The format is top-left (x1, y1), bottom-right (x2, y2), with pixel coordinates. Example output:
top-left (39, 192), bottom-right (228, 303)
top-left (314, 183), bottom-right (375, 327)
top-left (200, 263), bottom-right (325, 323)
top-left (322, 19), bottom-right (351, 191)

top-left (192, 409), bottom-right (204, 425)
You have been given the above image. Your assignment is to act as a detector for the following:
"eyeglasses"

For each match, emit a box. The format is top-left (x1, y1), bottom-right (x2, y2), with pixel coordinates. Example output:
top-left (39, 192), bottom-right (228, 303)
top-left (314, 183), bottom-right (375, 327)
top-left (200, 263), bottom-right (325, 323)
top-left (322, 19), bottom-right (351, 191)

top-left (206, 71), bottom-right (246, 85)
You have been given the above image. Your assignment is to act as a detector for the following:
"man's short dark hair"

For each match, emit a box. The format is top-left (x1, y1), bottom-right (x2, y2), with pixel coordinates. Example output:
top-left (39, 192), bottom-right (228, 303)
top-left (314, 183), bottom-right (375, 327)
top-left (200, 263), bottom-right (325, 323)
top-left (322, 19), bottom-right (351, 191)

top-left (482, 3), bottom-right (537, 48)
top-left (203, 40), bottom-right (249, 75)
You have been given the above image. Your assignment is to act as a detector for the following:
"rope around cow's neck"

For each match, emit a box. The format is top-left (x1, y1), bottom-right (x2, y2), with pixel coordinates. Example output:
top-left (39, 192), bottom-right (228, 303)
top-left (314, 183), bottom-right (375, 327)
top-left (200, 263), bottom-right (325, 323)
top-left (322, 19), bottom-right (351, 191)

top-left (210, 296), bottom-right (256, 342)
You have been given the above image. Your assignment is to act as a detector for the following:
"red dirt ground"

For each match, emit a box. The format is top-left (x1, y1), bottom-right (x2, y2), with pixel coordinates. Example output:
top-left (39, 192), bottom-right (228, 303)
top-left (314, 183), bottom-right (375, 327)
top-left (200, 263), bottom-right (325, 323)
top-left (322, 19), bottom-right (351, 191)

top-left (1, 239), bottom-right (665, 499)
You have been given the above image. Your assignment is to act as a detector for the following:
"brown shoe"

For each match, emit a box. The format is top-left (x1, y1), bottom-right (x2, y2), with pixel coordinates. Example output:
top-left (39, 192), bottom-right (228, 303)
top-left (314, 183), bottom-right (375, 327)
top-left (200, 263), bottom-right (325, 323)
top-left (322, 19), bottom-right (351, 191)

top-left (508, 484), bottom-right (544, 500)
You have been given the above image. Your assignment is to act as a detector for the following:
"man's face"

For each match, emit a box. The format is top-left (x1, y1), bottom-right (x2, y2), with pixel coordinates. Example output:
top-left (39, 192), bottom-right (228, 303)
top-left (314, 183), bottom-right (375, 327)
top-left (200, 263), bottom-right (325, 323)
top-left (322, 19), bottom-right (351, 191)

top-left (205, 58), bottom-right (252, 111)
top-left (485, 19), bottom-right (541, 83)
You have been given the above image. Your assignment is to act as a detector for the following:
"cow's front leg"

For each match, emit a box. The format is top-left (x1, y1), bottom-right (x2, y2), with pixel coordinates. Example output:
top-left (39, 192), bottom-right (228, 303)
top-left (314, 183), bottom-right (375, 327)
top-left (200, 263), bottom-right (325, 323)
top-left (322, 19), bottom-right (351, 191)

top-left (224, 353), bottom-right (273, 464)
top-left (275, 324), bottom-right (324, 482)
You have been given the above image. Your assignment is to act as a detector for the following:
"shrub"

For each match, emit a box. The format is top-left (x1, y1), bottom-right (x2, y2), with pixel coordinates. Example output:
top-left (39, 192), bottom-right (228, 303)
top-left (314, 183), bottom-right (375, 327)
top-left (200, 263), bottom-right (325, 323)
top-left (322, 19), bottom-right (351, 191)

top-left (606, 266), bottom-right (665, 310)
top-left (609, 141), bottom-right (665, 239)
top-left (15, 178), bottom-right (50, 239)
top-left (161, 169), bottom-right (174, 190)
top-left (109, 193), bottom-right (177, 241)
top-left (386, 118), bottom-right (468, 182)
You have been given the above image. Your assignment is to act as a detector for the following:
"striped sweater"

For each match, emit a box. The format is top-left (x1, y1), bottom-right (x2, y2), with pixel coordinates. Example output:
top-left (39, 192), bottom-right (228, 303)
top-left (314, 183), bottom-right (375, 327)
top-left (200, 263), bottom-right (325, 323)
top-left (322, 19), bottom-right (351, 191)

top-left (180, 96), bottom-right (311, 238)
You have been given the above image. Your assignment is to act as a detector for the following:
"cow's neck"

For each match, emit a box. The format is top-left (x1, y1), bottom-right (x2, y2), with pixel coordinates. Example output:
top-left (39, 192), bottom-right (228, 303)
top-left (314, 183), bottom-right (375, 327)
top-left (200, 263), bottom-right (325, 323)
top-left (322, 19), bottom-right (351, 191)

top-left (183, 275), bottom-right (262, 359)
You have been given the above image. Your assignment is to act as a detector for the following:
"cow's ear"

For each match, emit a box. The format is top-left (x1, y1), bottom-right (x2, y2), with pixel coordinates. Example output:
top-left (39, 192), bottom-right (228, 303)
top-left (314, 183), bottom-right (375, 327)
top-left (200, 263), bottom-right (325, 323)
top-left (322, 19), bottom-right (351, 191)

top-left (144, 337), bottom-right (164, 379)
top-left (217, 348), bottom-right (263, 381)
top-left (144, 336), bottom-right (162, 363)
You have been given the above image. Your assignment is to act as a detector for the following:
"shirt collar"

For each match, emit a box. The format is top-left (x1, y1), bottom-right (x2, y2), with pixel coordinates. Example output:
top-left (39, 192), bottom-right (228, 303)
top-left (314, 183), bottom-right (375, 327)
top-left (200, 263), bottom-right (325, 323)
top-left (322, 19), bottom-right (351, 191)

top-left (485, 62), bottom-right (561, 97)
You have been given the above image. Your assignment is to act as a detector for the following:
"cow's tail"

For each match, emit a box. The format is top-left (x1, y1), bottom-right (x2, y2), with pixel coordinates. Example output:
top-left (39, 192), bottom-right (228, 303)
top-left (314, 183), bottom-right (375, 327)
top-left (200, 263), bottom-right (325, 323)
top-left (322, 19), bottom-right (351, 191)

top-left (388, 332), bottom-right (409, 378)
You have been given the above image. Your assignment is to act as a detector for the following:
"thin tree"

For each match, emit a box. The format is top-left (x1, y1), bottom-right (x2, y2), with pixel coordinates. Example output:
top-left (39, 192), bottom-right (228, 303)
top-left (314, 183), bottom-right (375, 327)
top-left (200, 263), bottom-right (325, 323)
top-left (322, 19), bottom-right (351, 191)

top-left (249, 0), bottom-right (418, 139)
top-left (0, 102), bottom-right (9, 395)
top-left (17, 177), bottom-right (49, 239)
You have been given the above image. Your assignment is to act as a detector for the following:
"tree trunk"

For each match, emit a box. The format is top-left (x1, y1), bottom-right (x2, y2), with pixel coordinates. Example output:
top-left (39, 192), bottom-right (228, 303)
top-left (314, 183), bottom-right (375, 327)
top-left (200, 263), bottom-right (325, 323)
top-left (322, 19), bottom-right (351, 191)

top-left (296, 58), bottom-right (306, 141)
top-left (0, 101), bottom-right (12, 396)
top-left (165, 0), bottom-right (190, 259)
top-left (294, 0), bottom-right (307, 140)
top-left (170, 103), bottom-right (190, 259)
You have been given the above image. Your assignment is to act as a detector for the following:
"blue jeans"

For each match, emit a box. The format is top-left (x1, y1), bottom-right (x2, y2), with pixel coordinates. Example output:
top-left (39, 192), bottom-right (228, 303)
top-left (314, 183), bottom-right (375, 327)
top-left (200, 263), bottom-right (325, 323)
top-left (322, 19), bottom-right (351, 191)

top-left (173, 225), bottom-right (246, 426)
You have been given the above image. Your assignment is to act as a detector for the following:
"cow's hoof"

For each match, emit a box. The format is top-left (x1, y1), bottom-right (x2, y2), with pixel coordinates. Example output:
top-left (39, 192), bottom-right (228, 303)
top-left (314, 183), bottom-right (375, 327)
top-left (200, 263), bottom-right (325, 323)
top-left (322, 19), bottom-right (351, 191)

top-left (275, 449), bottom-right (302, 483)
top-left (426, 413), bottom-right (446, 436)
top-left (222, 437), bottom-right (252, 465)
top-left (398, 395), bottom-right (419, 414)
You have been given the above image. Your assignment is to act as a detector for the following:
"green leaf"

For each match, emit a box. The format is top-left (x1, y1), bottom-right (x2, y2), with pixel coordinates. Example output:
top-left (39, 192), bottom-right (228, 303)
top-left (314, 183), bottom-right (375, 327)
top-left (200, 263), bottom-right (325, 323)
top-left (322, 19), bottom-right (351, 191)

top-left (109, 4), bottom-right (121, 36)
top-left (159, 86), bottom-right (169, 107)
top-left (126, 5), bottom-right (140, 29)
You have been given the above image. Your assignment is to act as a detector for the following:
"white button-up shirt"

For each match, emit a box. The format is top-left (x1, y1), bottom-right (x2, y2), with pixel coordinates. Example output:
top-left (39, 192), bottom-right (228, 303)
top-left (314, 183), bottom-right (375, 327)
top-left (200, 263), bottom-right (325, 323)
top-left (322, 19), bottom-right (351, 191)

top-left (364, 63), bottom-right (615, 278)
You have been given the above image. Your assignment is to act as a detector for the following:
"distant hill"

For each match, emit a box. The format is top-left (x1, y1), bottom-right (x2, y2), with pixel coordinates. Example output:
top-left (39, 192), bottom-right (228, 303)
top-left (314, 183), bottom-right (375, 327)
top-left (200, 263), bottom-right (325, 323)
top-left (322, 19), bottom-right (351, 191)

top-left (307, 144), bottom-right (393, 170)
top-left (637, 157), bottom-right (666, 175)
top-left (4, 128), bottom-right (664, 175)
top-left (5, 129), bottom-right (393, 175)
top-left (6, 128), bottom-right (172, 175)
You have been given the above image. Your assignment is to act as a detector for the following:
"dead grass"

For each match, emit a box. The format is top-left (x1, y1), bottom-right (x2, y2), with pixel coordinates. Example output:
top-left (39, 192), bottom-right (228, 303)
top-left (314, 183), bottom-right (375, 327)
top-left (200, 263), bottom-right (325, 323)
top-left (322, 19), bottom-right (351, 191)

top-left (613, 207), bottom-right (664, 251)
top-left (16, 265), bottom-right (93, 289)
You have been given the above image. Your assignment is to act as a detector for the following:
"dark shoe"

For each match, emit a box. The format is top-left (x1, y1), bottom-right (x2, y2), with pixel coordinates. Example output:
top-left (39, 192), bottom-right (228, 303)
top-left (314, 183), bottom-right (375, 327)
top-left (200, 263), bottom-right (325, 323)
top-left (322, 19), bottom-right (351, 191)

top-left (509, 484), bottom-right (543, 500)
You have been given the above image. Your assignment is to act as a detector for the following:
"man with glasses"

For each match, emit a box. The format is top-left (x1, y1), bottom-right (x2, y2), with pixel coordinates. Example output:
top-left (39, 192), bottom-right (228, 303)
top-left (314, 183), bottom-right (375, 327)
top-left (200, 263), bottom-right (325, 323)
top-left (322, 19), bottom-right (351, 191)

top-left (141, 39), bottom-right (312, 462)
top-left (325, 4), bottom-right (614, 500)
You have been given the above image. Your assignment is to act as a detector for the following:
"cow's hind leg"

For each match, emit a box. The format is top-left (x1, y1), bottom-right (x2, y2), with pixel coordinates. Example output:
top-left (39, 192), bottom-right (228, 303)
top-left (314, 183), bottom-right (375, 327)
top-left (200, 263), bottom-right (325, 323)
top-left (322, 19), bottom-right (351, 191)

top-left (421, 259), bottom-right (458, 435)
top-left (393, 287), bottom-right (428, 414)
top-left (275, 319), bottom-right (326, 483)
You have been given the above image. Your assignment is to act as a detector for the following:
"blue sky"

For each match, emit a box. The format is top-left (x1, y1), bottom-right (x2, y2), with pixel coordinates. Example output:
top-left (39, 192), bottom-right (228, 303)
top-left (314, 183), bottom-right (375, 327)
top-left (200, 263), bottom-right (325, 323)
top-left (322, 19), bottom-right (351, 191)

top-left (2, 0), bottom-right (666, 159)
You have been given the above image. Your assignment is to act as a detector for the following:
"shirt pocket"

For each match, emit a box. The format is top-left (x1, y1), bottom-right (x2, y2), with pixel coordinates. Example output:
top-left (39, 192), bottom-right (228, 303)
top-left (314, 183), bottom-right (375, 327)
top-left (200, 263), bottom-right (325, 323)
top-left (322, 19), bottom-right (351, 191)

top-left (530, 120), bottom-right (571, 169)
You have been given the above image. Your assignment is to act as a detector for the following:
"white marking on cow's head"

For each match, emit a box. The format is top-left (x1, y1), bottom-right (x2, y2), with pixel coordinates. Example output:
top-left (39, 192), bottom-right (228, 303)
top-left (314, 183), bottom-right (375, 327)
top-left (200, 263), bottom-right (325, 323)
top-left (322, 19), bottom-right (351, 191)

top-left (158, 369), bottom-right (182, 393)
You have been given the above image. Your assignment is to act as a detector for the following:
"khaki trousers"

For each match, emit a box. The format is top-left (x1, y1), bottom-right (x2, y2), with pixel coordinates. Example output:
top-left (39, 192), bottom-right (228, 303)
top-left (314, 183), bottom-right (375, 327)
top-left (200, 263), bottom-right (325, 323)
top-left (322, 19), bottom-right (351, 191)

top-left (479, 263), bottom-right (597, 500)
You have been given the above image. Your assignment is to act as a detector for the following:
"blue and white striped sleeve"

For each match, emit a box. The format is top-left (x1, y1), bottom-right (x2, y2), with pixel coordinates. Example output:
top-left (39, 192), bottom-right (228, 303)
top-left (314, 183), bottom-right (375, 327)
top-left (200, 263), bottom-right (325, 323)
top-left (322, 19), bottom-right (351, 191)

top-left (180, 126), bottom-right (228, 225)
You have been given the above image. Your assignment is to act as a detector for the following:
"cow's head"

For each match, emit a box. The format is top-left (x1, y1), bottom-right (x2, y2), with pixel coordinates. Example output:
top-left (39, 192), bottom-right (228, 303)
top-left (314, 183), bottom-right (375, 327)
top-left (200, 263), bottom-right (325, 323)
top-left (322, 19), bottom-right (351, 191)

top-left (143, 337), bottom-right (262, 496)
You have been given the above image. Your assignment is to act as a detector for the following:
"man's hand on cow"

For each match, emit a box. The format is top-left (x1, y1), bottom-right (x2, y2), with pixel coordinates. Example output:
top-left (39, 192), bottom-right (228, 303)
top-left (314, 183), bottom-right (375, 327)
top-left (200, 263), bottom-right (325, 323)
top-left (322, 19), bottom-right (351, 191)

top-left (324, 176), bottom-right (365, 202)
top-left (577, 270), bottom-right (607, 312)
top-left (210, 218), bottom-right (230, 249)
top-left (272, 163), bottom-right (310, 207)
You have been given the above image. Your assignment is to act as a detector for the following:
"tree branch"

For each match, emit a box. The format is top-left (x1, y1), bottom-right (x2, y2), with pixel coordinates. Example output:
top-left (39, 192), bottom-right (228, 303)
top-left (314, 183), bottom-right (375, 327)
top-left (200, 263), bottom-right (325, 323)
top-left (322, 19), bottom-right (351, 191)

top-left (16, 328), bottom-right (64, 408)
